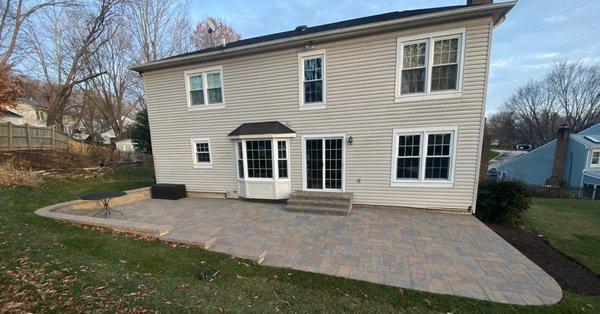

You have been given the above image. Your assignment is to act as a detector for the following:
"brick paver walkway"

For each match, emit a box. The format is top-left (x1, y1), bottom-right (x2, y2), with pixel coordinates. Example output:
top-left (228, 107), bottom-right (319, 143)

top-left (108, 198), bottom-right (561, 305)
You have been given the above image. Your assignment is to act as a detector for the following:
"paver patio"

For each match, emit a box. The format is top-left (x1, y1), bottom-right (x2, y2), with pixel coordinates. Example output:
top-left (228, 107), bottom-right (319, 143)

top-left (53, 197), bottom-right (562, 305)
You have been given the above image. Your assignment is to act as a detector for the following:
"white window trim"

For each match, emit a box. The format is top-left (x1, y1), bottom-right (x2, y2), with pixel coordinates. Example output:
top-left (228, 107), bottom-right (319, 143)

top-left (298, 49), bottom-right (327, 111)
top-left (395, 28), bottom-right (466, 103)
top-left (590, 150), bottom-right (600, 167)
top-left (190, 138), bottom-right (213, 168)
top-left (236, 138), bottom-right (291, 182)
top-left (184, 66), bottom-right (225, 111)
top-left (300, 133), bottom-right (347, 192)
top-left (390, 125), bottom-right (458, 187)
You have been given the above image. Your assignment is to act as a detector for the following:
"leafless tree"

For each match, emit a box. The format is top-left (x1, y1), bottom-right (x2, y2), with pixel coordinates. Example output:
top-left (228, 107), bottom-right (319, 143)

top-left (0, 0), bottom-right (63, 67)
top-left (547, 60), bottom-right (600, 133)
top-left (192, 16), bottom-right (241, 50)
top-left (501, 80), bottom-right (561, 148)
top-left (26, 0), bottom-right (119, 129)
top-left (491, 60), bottom-right (600, 148)
top-left (122, 0), bottom-right (194, 123)
top-left (487, 110), bottom-right (517, 149)
top-left (90, 29), bottom-right (137, 139)
top-left (125, 0), bottom-right (193, 63)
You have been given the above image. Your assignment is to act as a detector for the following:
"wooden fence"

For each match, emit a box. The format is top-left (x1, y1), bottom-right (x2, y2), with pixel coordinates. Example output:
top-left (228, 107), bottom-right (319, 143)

top-left (528, 185), bottom-right (600, 200)
top-left (0, 122), bottom-right (69, 151)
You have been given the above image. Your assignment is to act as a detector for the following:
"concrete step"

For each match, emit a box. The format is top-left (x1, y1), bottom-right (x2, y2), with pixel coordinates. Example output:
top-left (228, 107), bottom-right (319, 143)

top-left (160, 232), bottom-right (217, 249)
top-left (210, 243), bottom-right (268, 264)
top-left (287, 198), bottom-right (350, 208)
top-left (285, 204), bottom-right (351, 216)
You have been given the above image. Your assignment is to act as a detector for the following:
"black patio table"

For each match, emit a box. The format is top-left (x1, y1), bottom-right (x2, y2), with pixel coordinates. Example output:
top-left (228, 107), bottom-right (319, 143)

top-left (80, 191), bottom-right (127, 218)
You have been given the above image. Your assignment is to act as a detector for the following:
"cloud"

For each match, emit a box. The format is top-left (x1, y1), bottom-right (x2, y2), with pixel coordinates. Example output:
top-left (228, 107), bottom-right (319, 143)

top-left (532, 52), bottom-right (559, 59)
top-left (542, 15), bottom-right (568, 23)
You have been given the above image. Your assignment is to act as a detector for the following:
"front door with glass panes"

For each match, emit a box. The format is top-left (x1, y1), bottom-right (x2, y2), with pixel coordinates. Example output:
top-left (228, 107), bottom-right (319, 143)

top-left (304, 137), bottom-right (344, 191)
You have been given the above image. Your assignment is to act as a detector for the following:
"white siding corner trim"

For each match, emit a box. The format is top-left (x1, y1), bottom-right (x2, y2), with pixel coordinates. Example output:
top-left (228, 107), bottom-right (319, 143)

top-left (190, 138), bottom-right (213, 168)
top-left (390, 125), bottom-right (459, 187)
top-left (298, 49), bottom-right (327, 111)
top-left (394, 28), bottom-right (466, 103)
top-left (184, 66), bottom-right (226, 111)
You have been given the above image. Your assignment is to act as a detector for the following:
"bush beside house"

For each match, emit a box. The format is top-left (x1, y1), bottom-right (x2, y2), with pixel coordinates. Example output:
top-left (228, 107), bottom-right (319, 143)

top-left (476, 181), bottom-right (531, 225)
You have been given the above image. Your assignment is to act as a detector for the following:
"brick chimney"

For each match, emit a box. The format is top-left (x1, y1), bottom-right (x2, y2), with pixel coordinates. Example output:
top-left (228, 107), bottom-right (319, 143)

top-left (546, 125), bottom-right (570, 187)
top-left (467, 0), bottom-right (493, 5)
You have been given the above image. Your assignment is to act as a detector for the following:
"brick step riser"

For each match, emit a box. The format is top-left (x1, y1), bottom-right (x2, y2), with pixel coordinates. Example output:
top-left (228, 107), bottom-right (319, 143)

top-left (285, 205), bottom-right (350, 216)
top-left (287, 199), bottom-right (351, 208)
top-left (290, 193), bottom-right (353, 201)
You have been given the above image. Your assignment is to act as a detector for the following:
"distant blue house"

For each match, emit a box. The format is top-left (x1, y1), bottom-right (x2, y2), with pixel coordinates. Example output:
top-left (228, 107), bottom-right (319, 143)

top-left (496, 123), bottom-right (600, 191)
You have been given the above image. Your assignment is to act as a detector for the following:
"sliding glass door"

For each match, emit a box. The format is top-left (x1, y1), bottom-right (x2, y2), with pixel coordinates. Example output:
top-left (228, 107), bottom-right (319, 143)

top-left (304, 137), bottom-right (344, 191)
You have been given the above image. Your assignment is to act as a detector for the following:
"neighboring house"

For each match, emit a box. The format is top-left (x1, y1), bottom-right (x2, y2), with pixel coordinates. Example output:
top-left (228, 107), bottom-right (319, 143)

top-left (0, 109), bottom-right (24, 125)
top-left (115, 139), bottom-right (134, 153)
top-left (497, 124), bottom-right (600, 191)
top-left (131, 1), bottom-right (515, 212)
top-left (74, 116), bottom-right (136, 145)
top-left (0, 98), bottom-right (79, 134)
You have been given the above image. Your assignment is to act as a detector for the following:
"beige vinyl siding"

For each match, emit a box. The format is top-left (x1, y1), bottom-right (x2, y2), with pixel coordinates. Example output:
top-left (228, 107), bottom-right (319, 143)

top-left (143, 17), bottom-right (493, 211)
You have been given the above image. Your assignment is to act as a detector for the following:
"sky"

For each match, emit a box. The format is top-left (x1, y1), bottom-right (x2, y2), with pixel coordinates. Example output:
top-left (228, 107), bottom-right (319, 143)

top-left (190, 0), bottom-right (600, 115)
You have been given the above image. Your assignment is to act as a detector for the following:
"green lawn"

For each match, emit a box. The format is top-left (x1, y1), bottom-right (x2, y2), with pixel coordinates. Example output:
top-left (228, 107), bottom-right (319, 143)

top-left (523, 198), bottom-right (600, 274)
top-left (489, 149), bottom-right (502, 160)
top-left (1, 169), bottom-right (599, 312)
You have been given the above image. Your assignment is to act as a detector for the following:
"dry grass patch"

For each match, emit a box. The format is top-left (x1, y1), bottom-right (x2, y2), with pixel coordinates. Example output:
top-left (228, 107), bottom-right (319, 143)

top-left (0, 159), bottom-right (42, 186)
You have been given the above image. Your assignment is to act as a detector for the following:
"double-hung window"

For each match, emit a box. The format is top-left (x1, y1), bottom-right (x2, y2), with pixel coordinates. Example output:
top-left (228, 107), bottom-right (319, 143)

top-left (391, 126), bottom-right (458, 186)
top-left (298, 50), bottom-right (326, 110)
top-left (591, 150), bottom-right (600, 167)
top-left (236, 141), bottom-right (244, 178)
top-left (277, 140), bottom-right (288, 179)
top-left (396, 28), bottom-right (465, 101)
top-left (185, 66), bottom-right (225, 110)
top-left (191, 138), bottom-right (212, 168)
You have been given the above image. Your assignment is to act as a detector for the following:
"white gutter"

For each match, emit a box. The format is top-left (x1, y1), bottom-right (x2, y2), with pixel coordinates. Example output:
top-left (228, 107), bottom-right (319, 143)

top-left (131, 1), bottom-right (516, 73)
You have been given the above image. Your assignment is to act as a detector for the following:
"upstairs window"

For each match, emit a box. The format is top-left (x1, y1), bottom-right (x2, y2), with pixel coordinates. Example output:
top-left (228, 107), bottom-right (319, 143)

top-left (396, 29), bottom-right (465, 101)
top-left (298, 50), bottom-right (326, 110)
top-left (191, 138), bottom-right (212, 168)
top-left (185, 66), bottom-right (224, 110)
top-left (591, 151), bottom-right (600, 167)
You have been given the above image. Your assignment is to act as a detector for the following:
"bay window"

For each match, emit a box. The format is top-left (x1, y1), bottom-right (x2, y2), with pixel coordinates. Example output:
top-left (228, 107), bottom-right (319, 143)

top-left (396, 28), bottom-right (465, 101)
top-left (234, 139), bottom-right (290, 180)
top-left (246, 140), bottom-right (273, 178)
top-left (391, 126), bottom-right (458, 186)
top-left (278, 140), bottom-right (288, 178)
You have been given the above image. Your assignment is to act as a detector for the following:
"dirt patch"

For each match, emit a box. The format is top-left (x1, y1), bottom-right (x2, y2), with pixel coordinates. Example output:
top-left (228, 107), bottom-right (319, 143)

top-left (488, 223), bottom-right (600, 296)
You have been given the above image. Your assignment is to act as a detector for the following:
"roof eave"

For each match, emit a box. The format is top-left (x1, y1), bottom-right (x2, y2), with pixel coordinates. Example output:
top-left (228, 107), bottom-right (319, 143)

top-left (130, 1), bottom-right (516, 73)
top-left (228, 133), bottom-right (297, 139)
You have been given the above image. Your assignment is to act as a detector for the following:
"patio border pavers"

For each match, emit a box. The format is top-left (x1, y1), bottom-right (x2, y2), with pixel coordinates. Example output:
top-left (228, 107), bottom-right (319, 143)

top-left (35, 189), bottom-right (563, 306)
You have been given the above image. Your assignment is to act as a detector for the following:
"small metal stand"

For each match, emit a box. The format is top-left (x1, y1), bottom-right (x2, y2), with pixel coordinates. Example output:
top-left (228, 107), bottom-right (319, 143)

top-left (81, 191), bottom-right (127, 218)
top-left (92, 197), bottom-right (124, 218)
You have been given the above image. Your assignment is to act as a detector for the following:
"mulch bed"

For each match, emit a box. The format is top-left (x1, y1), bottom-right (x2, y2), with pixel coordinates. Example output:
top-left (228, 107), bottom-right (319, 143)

top-left (488, 223), bottom-right (600, 296)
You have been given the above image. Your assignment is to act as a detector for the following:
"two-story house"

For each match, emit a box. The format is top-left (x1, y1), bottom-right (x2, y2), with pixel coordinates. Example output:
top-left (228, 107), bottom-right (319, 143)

top-left (131, 0), bottom-right (515, 213)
